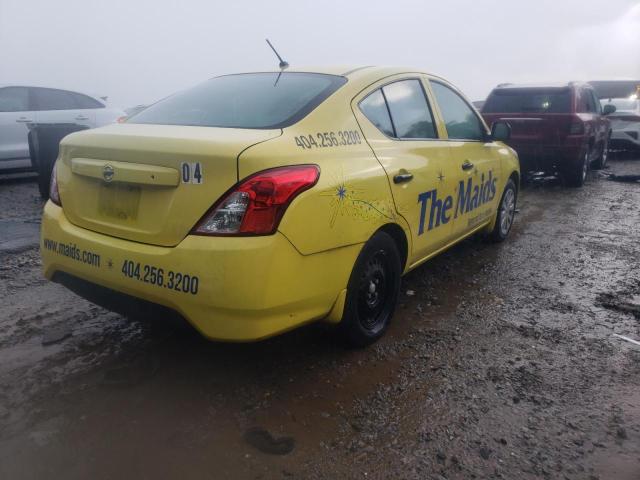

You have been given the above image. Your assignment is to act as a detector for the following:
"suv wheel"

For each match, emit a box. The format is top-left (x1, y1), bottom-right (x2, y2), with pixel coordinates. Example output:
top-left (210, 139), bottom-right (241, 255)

top-left (592, 134), bottom-right (610, 170)
top-left (565, 147), bottom-right (589, 188)
top-left (338, 231), bottom-right (401, 347)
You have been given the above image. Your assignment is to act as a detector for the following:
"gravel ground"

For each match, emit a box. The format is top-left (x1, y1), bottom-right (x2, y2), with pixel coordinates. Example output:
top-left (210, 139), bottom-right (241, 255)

top-left (0, 159), bottom-right (639, 479)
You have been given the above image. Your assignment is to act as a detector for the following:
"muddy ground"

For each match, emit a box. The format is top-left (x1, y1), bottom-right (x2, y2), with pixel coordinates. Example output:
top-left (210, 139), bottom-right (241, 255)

top-left (0, 158), bottom-right (639, 480)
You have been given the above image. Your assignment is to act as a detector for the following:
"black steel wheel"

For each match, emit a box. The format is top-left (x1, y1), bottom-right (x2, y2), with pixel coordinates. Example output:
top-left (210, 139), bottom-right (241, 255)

top-left (339, 231), bottom-right (401, 347)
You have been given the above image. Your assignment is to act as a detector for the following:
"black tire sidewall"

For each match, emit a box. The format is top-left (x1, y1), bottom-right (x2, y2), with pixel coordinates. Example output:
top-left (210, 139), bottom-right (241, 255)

top-left (565, 147), bottom-right (589, 187)
top-left (340, 231), bottom-right (401, 347)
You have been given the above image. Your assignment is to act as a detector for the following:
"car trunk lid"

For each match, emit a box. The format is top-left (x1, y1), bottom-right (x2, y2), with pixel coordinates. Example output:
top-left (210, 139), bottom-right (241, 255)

top-left (57, 123), bottom-right (281, 246)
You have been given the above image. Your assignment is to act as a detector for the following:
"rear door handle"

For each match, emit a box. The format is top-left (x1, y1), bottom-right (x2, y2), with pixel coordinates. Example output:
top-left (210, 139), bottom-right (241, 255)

top-left (461, 160), bottom-right (474, 171)
top-left (75, 116), bottom-right (89, 121)
top-left (393, 172), bottom-right (413, 184)
top-left (16, 118), bottom-right (33, 123)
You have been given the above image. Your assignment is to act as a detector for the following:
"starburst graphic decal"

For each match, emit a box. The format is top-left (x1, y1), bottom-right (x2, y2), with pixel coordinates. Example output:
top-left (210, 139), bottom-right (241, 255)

top-left (437, 171), bottom-right (445, 182)
top-left (320, 171), bottom-right (396, 228)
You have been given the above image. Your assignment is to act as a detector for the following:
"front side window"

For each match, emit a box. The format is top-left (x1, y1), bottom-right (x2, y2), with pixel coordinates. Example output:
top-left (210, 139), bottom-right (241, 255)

top-left (128, 72), bottom-right (347, 129)
top-left (32, 88), bottom-right (77, 111)
top-left (0, 87), bottom-right (29, 112)
top-left (582, 90), bottom-right (597, 113)
top-left (431, 82), bottom-right (485, 140)
top-left (589, 91), bottom-right (602, 114)
top-left (382, 80), bottom-right (437, 139)
top-left (359, 89), bottom-right (394, 137)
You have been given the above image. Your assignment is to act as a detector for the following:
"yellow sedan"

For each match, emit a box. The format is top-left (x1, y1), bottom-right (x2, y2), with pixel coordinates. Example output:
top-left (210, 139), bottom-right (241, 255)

top-left (41, 66), bottom-right (519, 346)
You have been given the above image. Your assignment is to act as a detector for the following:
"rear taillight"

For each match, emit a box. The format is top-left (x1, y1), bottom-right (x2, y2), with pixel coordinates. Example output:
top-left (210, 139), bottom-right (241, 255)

top-left (192, 165), bottom-right (320, 236)
top-left (569, 119), bottom-right (585, 135)
top-left (116, 116), bottom-right (127, 123)
top-left (49, 161), bottom-right (61, 206)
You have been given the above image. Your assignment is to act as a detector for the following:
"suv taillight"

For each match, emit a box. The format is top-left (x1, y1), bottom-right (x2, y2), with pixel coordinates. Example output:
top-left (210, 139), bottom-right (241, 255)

top-left (192, 165), bottom-right (320, 236)
top-left (569, 119), bottom-right (585, 135)
top-left (50, 161), bottom-right (61, 206)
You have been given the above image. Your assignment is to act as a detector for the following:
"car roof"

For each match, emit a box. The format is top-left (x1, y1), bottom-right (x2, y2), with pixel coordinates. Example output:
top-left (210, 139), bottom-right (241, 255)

top-left (491, 82), bottom-right (589, 91)
top-left (217, 66), bottom-right (455, 94)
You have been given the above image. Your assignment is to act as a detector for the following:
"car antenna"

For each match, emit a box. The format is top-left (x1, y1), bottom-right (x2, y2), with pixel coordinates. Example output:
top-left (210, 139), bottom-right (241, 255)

top-left (266, 38), bottom-right (289, 69)
top-left (266, 38), bottom-right (289, 87)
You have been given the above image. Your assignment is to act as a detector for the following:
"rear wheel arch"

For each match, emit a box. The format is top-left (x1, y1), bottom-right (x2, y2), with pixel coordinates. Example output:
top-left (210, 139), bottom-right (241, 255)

top-left (508, 170), bottom-right (520, 192)
top-left (376, 223), bottom-right (408, 273)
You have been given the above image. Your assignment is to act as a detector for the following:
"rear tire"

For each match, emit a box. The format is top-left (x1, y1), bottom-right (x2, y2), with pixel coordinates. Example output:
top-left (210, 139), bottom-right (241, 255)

top-left (564, 147), bottom-right (589, 188)
top-left (338, 231), bottom-right (401, 347)
top-left (488, 179), bottom-right (517, 243)
top-left (592, 134), bottom-right (610, 170)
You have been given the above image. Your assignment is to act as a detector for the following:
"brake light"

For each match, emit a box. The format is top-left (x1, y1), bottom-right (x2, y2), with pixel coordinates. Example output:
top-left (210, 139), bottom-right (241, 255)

top-left (50, 161), bottom-right (61, 206)
top-left (116, 116), bottom-right (127, 123)
top-left (569, 119), bottom-right (585, 135)
top-left (192, 165), bottom-right (320, 236)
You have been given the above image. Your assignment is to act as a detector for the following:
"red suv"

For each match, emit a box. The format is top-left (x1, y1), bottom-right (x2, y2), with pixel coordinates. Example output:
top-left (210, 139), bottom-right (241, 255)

top-left (482, 82), bottom-right (613, 187)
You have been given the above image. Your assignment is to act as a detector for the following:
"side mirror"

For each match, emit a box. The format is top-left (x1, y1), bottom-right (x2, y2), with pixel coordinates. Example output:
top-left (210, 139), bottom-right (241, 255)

top-left (603, 104), bottom-right (616, 115)
top-left (490, 121), bottom-right (511, 142)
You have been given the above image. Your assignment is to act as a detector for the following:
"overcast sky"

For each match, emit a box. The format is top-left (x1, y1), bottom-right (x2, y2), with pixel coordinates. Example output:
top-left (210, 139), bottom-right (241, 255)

top-left (1, 0), bottom-right (639, 108)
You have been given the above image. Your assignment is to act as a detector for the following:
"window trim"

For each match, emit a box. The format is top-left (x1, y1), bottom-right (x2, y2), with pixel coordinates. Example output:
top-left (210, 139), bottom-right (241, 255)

top-left (358, 77), bottom-right (440, 141)
top-left (429, 80), bottom-right (489, 142)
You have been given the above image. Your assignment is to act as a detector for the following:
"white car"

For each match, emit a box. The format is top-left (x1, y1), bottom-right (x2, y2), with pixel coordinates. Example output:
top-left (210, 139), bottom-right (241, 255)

top-left (0, 85), bottom-right (125, 171)
top-left (601, 97), bottom-right (640, 151)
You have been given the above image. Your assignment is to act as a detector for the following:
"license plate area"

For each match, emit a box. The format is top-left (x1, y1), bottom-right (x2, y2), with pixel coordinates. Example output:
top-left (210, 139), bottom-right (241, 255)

top-left (98, 183), bottom-right (141, 222)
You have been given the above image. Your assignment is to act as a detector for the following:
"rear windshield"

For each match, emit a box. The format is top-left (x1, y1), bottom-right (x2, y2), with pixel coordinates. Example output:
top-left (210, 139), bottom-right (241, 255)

top-left (483, 88), bottom-right (572, 114)
top-left (128, 72), bottom-right (347, 129)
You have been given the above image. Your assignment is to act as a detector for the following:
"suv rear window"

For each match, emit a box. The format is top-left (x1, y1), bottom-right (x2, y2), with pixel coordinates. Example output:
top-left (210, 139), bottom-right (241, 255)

top-left (483, 88), bottom-right (572, 114)
top-left (128, 72), bottom-right (347, 129)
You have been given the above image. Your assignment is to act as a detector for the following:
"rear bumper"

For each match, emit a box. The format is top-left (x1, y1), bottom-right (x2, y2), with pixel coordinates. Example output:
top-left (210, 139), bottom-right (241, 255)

top-left (41, 202), bottom-right (360, 341)
top-left (507, 141), bottom-right (584, 172)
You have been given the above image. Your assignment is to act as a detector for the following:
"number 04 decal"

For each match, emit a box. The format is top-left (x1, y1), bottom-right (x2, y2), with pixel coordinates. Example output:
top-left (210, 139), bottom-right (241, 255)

top-left (181, 162), bottom-right (204, 184)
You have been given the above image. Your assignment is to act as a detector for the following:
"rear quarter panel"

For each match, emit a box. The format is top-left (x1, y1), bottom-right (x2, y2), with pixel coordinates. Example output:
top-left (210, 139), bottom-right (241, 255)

top-left (239, 86), bottom-right (410, 256)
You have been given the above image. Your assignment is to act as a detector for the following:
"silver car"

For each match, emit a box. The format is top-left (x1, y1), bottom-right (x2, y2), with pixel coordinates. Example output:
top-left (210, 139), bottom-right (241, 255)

top-left (601, 96), bottom-right (640, 151)
top-left (0, 85), bottom-right (125, 171)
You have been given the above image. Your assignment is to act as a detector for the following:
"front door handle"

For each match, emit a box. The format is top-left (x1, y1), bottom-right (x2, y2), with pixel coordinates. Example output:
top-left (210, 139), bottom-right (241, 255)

top-left (16, 118), bottom-right (33, 123)
top-left (393, 172), bottom-right (413, 184)
top-left (461, 160), bottom-right (474, 171)
top-left (75, 116), bottom-right (89, 121)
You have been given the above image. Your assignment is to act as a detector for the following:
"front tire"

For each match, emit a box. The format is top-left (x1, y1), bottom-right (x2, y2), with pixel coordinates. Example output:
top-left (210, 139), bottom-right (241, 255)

top-left (488, 179), bottom-right (517, 243)
top-left (338, 231), bottom-right (401, 347)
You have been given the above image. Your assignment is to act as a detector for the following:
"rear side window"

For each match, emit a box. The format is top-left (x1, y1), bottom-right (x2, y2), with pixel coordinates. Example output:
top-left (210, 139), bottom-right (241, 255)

top-left (32, 88), bottom-right (77, 111)
top-left (359, 90), bottom-right (394, 137)
top-left (0, 87), bottom-right (30, 112)
top-left (71, 93), bottom-right (104, 109)
top-left (382, 80), bottom-right (437, 139)
top-left (483, 88), bottom-right (572, 114)
top-left (431, 81), bottom-right (485, 141)
top-left (128, 72), bottom-right (347, 129)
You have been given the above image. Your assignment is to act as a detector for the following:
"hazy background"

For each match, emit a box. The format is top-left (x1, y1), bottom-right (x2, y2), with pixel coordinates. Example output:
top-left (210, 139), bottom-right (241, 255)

top-left (1, 0), bottom-right (639, 108)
